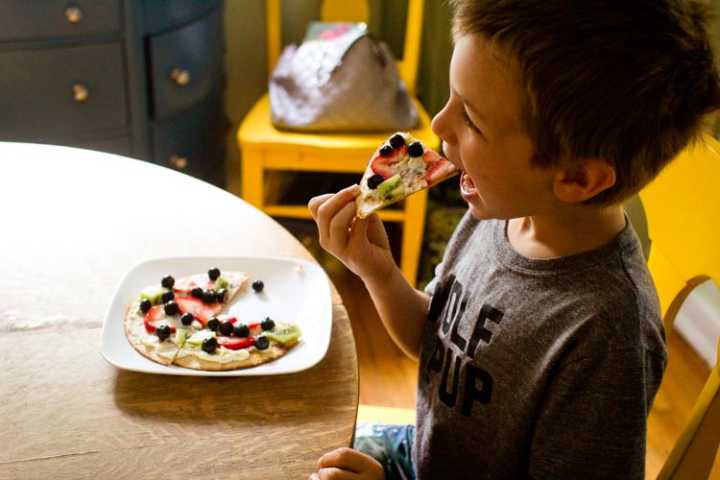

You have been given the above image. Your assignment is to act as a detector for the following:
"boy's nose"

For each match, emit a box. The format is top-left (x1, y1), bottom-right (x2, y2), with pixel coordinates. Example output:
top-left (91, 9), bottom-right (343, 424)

top-left (430, 101), bottom-right (459, 148)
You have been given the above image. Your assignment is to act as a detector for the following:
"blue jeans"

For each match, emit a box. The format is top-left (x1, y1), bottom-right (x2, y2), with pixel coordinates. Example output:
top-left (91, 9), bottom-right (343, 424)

top-left (353, 423), bottom-right (416, 480)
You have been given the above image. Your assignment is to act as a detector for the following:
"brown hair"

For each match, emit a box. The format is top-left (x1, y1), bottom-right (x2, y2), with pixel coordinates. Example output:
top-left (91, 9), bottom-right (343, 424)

top-left (451, 0), bottom-right (720, 205)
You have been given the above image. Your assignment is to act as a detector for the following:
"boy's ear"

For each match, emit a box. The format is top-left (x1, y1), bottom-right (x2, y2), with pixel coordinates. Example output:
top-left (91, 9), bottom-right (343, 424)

top-left (552, 158), bottom-right (616, 204)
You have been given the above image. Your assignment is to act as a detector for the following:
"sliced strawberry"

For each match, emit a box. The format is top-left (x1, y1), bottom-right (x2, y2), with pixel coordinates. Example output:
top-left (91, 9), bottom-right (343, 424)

top-left (425, 158), bottom-right (457, 185)
top-left (175, 297), bottom-right (223, 325)
top-left (371, 145), bottom-right (406, 179)
top-left (422, 149), bottom-right (443, 165)
top-left (248, 322), bottom-right (262, 335)
top-left (143, 306), bottom-right (177, 334)
top-left (218, 336), bottom-right (256, 350)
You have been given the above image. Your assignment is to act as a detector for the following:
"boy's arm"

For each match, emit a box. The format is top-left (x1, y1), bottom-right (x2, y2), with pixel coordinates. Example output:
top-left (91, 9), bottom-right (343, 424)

top-left (308, 185), bottom-right (430, 361)
top-left (363, 265), bottom-right (430, 362)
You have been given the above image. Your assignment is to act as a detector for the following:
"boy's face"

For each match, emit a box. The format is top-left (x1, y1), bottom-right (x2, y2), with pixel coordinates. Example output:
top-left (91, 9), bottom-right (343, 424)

top-left (431, 34), bottom-right (558, 220)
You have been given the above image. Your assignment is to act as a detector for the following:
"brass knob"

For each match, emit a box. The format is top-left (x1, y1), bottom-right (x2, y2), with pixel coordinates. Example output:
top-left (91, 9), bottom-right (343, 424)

top-left (170, 68), bottom-right (191, 86)
top-left (72, 84), bottom-right (88, 103)
top-left (169, 154), bottom-right (188, 170)
top-left (65, 6), bottom-right (83, 24)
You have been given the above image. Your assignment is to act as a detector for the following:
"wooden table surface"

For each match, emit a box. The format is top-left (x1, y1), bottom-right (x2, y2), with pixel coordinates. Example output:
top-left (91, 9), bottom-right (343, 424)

top-left (0, 143), bottom-right (358, 479)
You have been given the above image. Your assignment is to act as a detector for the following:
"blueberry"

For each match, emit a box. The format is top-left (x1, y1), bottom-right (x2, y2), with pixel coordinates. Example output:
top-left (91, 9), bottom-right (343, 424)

top-left (219, 321), bottom-right (234, 336)
top-left (202, 289), bottom-right (216, 304)
top-left (261, 317), bottom-right (275, 331)
top-left (202, 337), bottom-right (218, 353)
top-left (207, 317), bottom-right (220, 331)
top-left (255, 336), bottom-right (270, 350)
top-left (161, 291), bottom-right (174, 303)
top-left (234, 324), bottom-right (250, 338)
top-left (252, 280), bottom-right (264, 293)
top-left (191, 287), bottom-right (203, 298)
top-left (379, 144), bottom-right (393, 156)
top-left (216, 289), bottom-right (227, 303)
top-left (161, 275), bottom-right (175, 289)
top-left (389, 134), bottom-right (405, 149)
top-left (180, 313), bottom-right (194, 326)
top-left (139, 299), bottom-right (152, 314)
top-left (407, 141), bottom-right (424, 157)
top-left (156, 325), bottom-right (171, 342)
top-left (163, 301), bottom-right (179, 316)
top-left (367, 174), bottom-right (385, 189)
top-left (208, 268), bottom-right (221, 281)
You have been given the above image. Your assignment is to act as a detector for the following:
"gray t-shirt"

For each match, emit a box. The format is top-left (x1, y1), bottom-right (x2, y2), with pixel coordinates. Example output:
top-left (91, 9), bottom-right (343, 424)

top-left (415, 214), bottom-right (666, 479)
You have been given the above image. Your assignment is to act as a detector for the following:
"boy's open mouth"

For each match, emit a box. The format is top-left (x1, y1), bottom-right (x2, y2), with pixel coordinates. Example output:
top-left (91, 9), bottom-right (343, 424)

top-left (460, 170), bottom-right (478, 196)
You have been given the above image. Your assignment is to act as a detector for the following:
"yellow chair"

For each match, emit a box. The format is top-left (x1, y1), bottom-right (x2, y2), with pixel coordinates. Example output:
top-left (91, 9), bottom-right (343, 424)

top-left (639, 134), bottom-right (720, 479)
top-left (237, 0), bottom-right (437, 286)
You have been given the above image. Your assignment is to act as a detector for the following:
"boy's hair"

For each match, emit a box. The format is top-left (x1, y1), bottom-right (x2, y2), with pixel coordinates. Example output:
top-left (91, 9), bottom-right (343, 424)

top-left (451, 0), bottom-right (720, 205)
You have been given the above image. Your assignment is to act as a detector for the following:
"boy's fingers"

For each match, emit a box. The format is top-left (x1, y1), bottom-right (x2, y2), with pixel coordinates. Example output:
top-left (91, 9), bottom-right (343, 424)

top-left (318, 447), bottom-right (375, 473)
top-left (361, 213), bottom-right (389, 250)
top-left (315, 185), bottom-right (359, 243)
top-left (329, 201), bottom-right (359, 250)
top-left (316, 468), bottom-right (355, 480)
top-left (348, 215), bottom-right (368, 248)
top-left (308, 194), bottom-right (333, 221)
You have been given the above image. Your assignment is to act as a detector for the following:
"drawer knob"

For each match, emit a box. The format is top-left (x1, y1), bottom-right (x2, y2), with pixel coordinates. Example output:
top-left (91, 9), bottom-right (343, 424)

top-left (65, 6), bottom-right (83, 24)
top-left (169, 154), bottom-right (188, 170)
top-left (72, 84), bottom-right (89, 103)
top-left (170, 68), bottom-right (191, 87)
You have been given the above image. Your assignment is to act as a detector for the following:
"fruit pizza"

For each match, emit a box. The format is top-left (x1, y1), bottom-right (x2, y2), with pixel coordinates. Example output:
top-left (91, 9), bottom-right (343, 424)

top-left (124, 268), bottom-right (302, 371)
top-left (356, 132), bottom-right (458, 218)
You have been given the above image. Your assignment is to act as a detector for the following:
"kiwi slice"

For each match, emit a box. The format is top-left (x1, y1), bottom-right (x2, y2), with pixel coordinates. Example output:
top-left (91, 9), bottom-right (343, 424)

top-left (377, 174), bottom-right (402, 196)
top-left (175, 329), bottom-right (188, 347)
top-left (140, 285), bottom-right (168, 304)
top-left (214, 276), bottom-right (230, 290)
top-left (264, 324), bottom-right (302, 346)
top-left (186, 329), bottom-right (215, 347)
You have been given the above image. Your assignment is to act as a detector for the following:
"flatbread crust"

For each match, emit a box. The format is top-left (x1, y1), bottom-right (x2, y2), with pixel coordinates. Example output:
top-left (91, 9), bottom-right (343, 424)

top-left (173, 344), bottom-right (293, 371)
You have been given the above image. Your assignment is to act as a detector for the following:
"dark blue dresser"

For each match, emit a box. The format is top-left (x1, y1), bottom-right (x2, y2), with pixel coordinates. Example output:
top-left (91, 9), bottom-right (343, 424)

top-left (0, 0), bottom-right (226, 187)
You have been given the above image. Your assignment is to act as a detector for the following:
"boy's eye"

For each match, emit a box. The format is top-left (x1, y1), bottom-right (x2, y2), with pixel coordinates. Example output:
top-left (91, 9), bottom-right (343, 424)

top-left (462, 109), bottom-right (482, 134)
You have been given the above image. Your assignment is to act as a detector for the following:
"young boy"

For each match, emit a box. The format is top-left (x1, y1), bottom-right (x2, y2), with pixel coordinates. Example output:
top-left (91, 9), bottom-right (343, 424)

top-left (307, 1), bottom-right (720, 478)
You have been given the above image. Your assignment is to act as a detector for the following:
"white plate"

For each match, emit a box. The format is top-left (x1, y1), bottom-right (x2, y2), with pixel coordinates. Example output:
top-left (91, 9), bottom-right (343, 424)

top-left (101, 256), bottom-right (332, 376)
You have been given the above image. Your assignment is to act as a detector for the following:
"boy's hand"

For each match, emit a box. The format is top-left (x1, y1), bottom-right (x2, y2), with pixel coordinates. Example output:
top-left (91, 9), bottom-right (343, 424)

top-left (308, 185), bottom-right (395, 282)
top-left (308, 447), bottom-right (385, 480)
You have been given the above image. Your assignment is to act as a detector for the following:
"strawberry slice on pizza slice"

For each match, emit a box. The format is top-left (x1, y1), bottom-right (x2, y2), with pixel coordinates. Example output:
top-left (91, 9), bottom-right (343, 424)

top-left (124, 298), bottom-right (185, 366)
top-left (171, 269), bottom-right (249, 303)
top-left (356, 132), bottom-right (458, 219)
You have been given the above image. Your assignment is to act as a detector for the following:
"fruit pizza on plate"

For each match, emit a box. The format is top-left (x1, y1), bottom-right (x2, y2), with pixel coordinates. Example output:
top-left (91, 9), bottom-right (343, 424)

top-left (356, 132), bottom-right (458, 218)
top-left (124, 268), bottom-right (302, 371)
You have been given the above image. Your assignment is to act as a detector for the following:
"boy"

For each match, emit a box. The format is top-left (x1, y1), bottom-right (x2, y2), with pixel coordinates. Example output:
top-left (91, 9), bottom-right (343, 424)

top-left (307, 1), bottom-right (720, 478)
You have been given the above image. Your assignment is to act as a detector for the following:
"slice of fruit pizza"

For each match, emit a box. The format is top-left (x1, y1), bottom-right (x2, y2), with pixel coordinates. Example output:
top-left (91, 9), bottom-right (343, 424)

top-left (124, 268), bottom-right (302, 371)
top-left (124, 268), bottom-right (248, 366)
top-left (173, 315), bottom-right (302, 371)
top-left (356, 132), bottom-right (458, 218)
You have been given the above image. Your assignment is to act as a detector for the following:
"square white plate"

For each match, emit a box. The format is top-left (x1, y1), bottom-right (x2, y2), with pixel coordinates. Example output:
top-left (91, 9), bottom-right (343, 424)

top-left (101, 256), bottom-right (333, 376)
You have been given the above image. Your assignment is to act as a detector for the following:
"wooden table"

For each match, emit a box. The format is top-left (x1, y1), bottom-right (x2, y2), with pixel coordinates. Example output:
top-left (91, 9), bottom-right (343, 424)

top-left (0, 143), bottom-right (358, 479)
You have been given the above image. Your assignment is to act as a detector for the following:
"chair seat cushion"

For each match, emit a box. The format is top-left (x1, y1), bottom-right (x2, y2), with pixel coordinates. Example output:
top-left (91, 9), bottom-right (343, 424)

top-left (238, 94), bottom-right (439, 152)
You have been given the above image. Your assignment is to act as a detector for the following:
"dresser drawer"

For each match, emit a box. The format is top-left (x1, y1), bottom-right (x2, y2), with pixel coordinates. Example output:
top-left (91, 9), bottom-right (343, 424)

top-left (0, 0), bottom-right (121, 42)
top-left (0, 43), bottom-right (128, 136)
top-left (143, 0), bottom-right (222, 35)
top-left (149, 7), bottom-right (223, 120)
top-left (151, 90), bottom-right (224, 180)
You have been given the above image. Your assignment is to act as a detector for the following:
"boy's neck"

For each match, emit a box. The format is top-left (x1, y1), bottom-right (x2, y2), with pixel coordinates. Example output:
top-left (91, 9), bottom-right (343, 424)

top-left (507, 204), bottom-right (627, 259)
